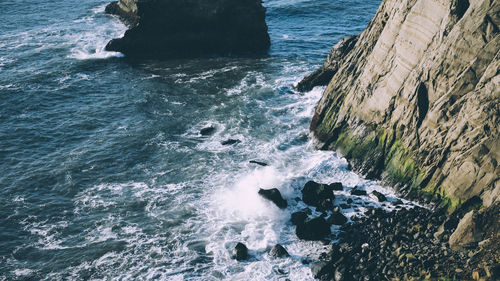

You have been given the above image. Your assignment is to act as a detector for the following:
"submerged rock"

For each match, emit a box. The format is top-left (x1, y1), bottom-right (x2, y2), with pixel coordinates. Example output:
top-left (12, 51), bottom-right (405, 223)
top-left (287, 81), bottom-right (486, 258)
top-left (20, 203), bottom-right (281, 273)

top-left (221, 139), bottom-right (241, 145)
top-left (232, 242), bottom-right (248, 261)
top-left (296, 216), bottom-right (331, 240)
top-left (258, 188), bottom-right (287, 209)
top-left (249, 160), bottom-right (268, 166)
top-left (269, 244), bottom-right (290, 258)
top-left (200, 126), bottom-right (215, 136)
top-left (105, 0), bottom-right (270, 58)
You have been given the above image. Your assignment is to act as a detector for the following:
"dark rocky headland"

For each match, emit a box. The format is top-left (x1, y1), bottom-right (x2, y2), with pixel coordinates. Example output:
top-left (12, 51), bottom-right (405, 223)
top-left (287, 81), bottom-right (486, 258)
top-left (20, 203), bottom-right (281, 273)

top-left (105, 0), bottom-right (270, 58)
top-left (297, 0), bottom-right (499, 279)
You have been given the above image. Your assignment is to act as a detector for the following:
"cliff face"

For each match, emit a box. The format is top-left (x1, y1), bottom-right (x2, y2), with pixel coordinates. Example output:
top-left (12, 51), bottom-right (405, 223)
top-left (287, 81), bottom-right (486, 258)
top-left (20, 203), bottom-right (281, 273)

top-left (308, 0), bottom-right (499, 211)
top-left (105, 0), bottom-right (270, 57)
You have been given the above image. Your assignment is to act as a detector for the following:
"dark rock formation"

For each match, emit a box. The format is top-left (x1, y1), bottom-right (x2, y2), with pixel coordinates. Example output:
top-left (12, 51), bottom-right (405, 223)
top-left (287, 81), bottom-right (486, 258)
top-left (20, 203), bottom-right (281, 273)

top-left (221, 139), bottom-right (241, 145)
top-left (249, 160), bottom-right (268, 166)
top-left (308, 0), bottom-right (499, 214)
top-left (329, 182), bottom-right (343, 191)
top-left (371, 190), bottom-right (387, 202)
top-left (296, 35), bottom-right (358, 92)
top-left (296, 216), bottom-right (331, 240)
top-left (310, 261), bottom-right (333, 279)
top-left (301, 181), bottom-right (335, 210)
top-left (269, 244), bottom-right (290, 258)
top-left (200, 126), bottom-right (215, 136)
top-left (105, 0), bottom-right (270, 58)
top-left (350, 186), bottom-right (367, 196)
top-left (291, 210), bottom-right (309, 225)
top-left (327, 211), bottom-right (348, 225)
top-left (258, 188), bottom-right (287, 209)
top-left (232, 242), bottom-right (248, 261)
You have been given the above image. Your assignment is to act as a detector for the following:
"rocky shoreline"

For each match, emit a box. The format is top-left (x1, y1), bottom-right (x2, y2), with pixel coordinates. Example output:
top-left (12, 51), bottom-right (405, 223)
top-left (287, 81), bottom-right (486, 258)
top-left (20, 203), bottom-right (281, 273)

top-left (248, 180), bottom-right (499, 280)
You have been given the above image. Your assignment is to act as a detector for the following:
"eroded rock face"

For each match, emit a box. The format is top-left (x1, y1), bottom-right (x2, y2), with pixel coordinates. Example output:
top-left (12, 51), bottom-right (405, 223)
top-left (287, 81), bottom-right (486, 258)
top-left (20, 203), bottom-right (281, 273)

top-left (105, 0), bottom-right (270, 58)
top-left (307, 0), bottom-right (499, 211)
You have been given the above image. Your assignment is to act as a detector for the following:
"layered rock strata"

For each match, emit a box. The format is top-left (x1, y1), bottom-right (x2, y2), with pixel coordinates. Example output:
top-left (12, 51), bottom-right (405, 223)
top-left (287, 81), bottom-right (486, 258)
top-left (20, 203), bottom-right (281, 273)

top-left (305, 0), bottom-right (499, 212)
top-left (105, 0), bottom-right (270, 57)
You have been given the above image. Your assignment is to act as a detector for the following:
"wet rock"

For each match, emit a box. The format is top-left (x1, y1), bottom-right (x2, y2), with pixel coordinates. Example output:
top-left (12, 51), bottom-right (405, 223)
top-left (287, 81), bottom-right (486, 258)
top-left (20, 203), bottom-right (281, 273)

top-left (327, 211), bottom-right (348, 225)
top-left (302, 181), bottom-right (335, 209)
top-left (291, 211), bottom-right (308, 225)
top-left (249, 160), bottom-right (268, 166)
top-left (232, 242), bottom-right (248, 261)
top-left (371, 190), bottom-right (387, 202)
top-left (329, 182), bottom-right (344, 191)
top-left (221, 139), bottom-right (241, 145)
top-left (350, 187), bottom-right (367, 196)
top-left (105, 0), bottom-right (270, 58)
top-left (310, 261), bottom-right (333, 279)
top-left (258, 188), bottom-right (287, 209)
top-left (200, 126), bottom-right (215, 136)
top-left (269, 244), bottom-right (290, 258)
top-left (296, 216), bottom-right (331, 240)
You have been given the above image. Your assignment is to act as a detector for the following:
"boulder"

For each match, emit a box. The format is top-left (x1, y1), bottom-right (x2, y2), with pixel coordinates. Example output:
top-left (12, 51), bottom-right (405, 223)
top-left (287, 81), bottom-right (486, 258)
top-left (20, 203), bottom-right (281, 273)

top-left (200, 126), bottom-right (215, 136)
top-left (371, 190), bottom-right (387, 202)
top-left (449, 203), bottom-right (500, 250)
top-left (269, 244), bottom-right (290, 258)
top-left (329, 182), bottom-right (344, 191)
top-left (327, 211), bottom-right (348, 225)
top-left (105, 0), bottom-right (270, 58)
top-left (302, 181), bottom-right (335, 209)
top-left (350, 187), bottom-right (367, 196)
top-left (232, 242), bottom-right (248, 261)
top-left (258, 188), bottom-right (287, 209)
top-left (310, 261), bottom-right (334, 279)
top-left (296, 216), bottom-right (331, 240)
top-left (291, 211), bottom-right (308, 225)
top-left (221, 139), bottom-right (241, 145)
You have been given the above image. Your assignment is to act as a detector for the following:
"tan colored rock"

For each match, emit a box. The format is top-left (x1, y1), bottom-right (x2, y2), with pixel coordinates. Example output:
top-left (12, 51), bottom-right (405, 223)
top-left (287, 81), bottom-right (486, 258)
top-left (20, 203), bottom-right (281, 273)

top-left (448, 202), bottom-right (500, 250)
top-left (307, 0), bottom-right (500, 209)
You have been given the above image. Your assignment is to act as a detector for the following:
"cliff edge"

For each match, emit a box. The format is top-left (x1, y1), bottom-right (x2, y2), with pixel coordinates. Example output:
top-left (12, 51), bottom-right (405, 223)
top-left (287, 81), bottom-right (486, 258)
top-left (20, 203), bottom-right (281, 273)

top-left (105, 0), bottom-right (270, 58)
top-left (305, 0), bottom-right (499, 212)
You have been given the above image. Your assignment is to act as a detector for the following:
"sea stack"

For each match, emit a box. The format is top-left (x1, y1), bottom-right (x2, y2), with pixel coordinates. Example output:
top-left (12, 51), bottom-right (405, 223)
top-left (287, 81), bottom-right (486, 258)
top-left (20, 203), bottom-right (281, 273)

top-left (104, 0), bottom-right (271, 58)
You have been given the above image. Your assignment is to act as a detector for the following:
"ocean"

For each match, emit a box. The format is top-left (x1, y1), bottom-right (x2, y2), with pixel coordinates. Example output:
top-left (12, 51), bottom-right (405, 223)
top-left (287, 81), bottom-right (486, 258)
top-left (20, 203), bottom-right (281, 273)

top-left (0, 0), bottom-right (386, 280)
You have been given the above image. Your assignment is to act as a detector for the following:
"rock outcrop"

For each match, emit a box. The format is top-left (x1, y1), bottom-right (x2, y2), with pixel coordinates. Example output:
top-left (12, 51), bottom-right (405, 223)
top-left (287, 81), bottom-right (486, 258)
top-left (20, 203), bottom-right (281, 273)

top-left (296, 35), bottom-right (358, 92)
top-left (105, 0), bottom-right (270, 58)
top-left (305, 0), bottom-right (499, 212)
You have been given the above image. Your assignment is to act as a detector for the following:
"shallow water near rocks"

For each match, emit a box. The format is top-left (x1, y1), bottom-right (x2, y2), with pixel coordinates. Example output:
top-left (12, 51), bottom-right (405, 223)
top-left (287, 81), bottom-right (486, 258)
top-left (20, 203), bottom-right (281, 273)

top-left (0, 0), bottom-right (413, 280)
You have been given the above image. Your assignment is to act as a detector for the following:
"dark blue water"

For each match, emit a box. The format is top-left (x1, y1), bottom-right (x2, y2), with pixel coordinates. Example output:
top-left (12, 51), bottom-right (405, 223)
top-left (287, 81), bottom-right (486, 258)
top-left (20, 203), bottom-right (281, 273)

top-left (0, 0), bottom-right (384, 279)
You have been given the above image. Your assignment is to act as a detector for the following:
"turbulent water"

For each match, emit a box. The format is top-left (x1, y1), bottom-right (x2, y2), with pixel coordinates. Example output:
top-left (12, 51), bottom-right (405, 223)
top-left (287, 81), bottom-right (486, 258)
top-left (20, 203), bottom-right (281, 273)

top-left (0, 0), bottom-right (390, 280)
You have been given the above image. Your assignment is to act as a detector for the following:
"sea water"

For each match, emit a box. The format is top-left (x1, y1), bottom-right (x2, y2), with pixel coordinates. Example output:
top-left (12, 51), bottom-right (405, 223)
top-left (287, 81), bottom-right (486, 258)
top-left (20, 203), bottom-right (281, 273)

top-left (0, 0), bottom-right (389, 280)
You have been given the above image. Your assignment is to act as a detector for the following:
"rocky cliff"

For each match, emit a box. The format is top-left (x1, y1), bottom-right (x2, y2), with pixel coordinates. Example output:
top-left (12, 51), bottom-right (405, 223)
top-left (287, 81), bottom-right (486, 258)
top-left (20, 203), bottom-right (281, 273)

top-left (305, 0), bottom-right (499, 212)
top-left (105, 0), bottom-right (270, 58)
